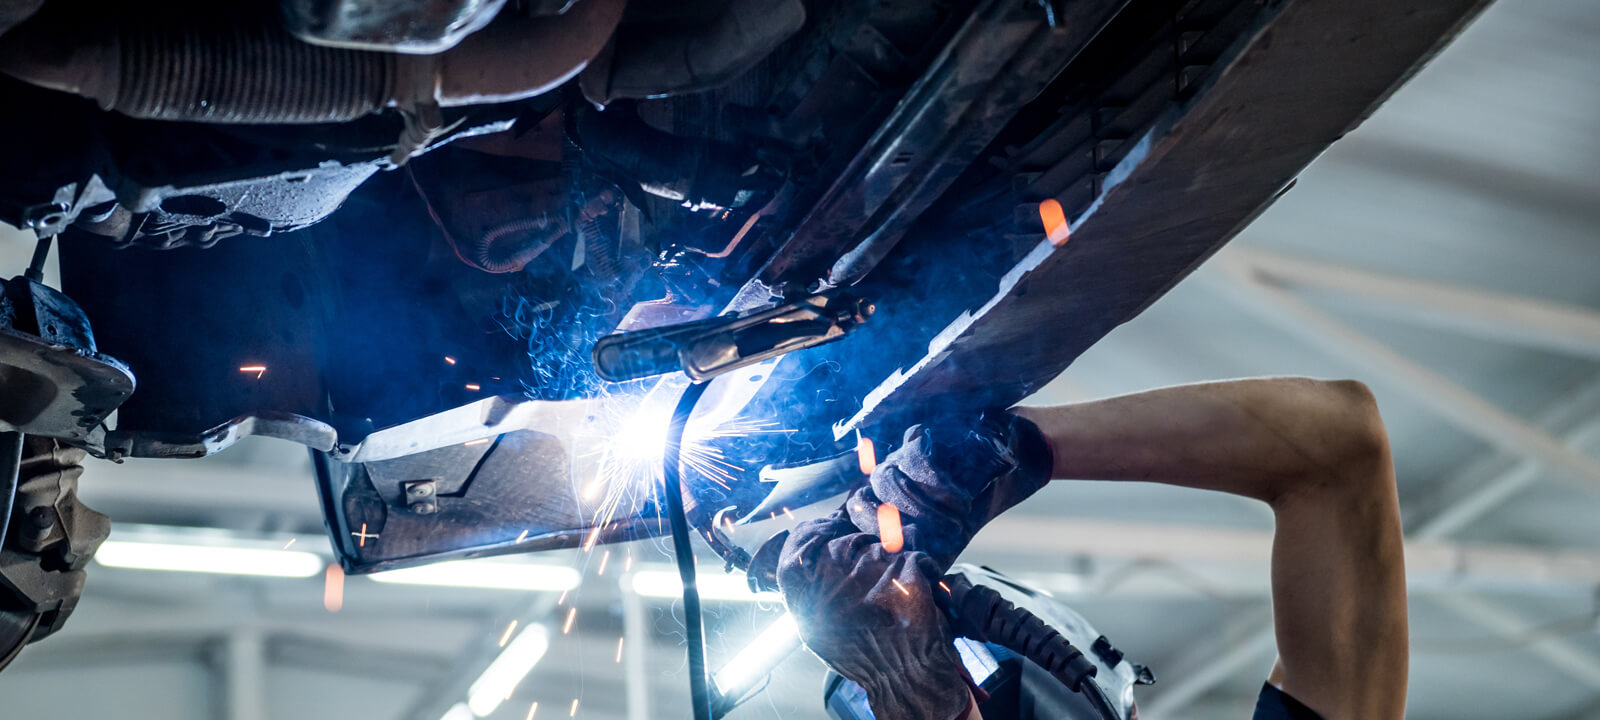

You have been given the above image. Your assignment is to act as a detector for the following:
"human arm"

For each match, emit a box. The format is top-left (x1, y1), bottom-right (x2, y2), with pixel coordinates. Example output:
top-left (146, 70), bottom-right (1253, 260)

top-left (1012, 378), bottom-right (1408, 720)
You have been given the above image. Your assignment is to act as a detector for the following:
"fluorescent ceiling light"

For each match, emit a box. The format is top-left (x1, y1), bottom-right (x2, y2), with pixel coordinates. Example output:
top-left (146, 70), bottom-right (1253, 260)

top-left (369, 561), bottom-right (581, 592)
top-left (628, 569), bottom-right (782, 603)
top-left (467, 624), bottom-right (550, 717)
top-left (713, 613), bottom-right (801, 698)
top-left (95, 540), bottom-right (324, 578)
top-left (440, 703), bottom-right (473, 720)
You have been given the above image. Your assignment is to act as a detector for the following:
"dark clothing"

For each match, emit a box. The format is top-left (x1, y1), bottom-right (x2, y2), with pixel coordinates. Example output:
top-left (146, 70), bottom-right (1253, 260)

top-left (1252, 682), bottom-right (1325, 720)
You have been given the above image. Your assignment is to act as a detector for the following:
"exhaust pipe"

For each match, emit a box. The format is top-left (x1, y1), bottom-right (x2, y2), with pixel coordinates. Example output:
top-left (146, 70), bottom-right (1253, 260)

top-left (0, 0), bottom-right (624, 124)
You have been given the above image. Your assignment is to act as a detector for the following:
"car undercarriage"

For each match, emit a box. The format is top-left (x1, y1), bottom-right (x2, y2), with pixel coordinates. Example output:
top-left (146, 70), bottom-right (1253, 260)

top-left (0, 0), bottom-right (1487, 684)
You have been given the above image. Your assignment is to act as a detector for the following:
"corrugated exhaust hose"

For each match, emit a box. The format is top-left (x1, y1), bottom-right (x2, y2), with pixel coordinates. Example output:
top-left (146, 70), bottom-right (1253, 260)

top-left (0, 0), bottom-right (624, 124)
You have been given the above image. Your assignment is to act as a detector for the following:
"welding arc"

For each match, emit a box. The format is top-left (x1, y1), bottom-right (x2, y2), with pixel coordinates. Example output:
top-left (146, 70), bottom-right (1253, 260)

top-left (662, 380), bottom-right (715, 720)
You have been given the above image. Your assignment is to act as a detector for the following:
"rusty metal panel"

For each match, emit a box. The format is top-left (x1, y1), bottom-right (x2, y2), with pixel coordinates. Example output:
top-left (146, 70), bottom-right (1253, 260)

top-left (843, 0), bottom-right (1492, 434)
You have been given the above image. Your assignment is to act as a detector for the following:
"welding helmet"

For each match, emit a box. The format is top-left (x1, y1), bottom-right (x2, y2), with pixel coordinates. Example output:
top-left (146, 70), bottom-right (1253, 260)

top-left (823, 565), bottom-right (1153, 720)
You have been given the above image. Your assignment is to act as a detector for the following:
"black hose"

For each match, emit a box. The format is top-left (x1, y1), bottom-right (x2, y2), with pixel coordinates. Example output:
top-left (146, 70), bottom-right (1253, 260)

top-left (941, 575), bottom-right (1119, 720)
top-left (0, 432), bottom-right (23, 549)
top-left (663, 381), bottom-right (714, 720)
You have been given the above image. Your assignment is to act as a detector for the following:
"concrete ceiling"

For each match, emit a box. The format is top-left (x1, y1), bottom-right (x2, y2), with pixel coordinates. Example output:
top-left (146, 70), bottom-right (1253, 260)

top-left (2, 0), bottom-right (1599, 718)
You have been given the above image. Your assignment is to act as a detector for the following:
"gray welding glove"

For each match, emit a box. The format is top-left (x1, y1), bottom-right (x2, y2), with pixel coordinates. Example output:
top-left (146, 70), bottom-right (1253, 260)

top-left (849, 411), bottom-right (1054, 570)
top-left (778, 509), bottom-right (973, 720)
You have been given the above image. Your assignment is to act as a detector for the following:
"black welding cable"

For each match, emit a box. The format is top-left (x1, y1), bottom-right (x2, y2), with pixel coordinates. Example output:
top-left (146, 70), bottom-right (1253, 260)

top-left (663, 380), bottom-right (714, 720)
top-left (943, 575), bottom-right (1121, 720)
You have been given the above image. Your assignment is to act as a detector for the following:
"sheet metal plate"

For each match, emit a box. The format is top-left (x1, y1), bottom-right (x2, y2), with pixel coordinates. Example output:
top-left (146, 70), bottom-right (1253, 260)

top-left (842, 0), bottom-right (1491, 434)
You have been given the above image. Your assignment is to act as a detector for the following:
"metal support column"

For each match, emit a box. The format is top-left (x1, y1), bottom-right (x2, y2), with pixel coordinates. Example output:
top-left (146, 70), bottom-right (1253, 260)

top-left (622, 582), bottom-right (651, 720)
top-left (222, 629), bottom-right (267, 720)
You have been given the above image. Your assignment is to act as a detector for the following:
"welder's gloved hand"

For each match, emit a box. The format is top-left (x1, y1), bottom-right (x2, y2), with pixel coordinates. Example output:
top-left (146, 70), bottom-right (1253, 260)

top-left (778, 510), bottom-right (973, 720)
top-left (849, 411), bottom-right (1053, 570)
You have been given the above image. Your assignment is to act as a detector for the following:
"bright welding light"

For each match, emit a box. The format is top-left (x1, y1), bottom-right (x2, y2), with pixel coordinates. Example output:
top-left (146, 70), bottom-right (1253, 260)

top-left (95, 540), bottom-right (324, 578)
top-left (370, 561), bottom-right (581, 592)
top-left (467, 624), bottom-right (550, 717)
top-left (628, 569), bottom-right (781, 603)
top-left (440, 703), bottom-right (474, 720)
top-left (612, 407), bottom-right (672, 466)
top-left (712, 613), bottom-right (802, 698)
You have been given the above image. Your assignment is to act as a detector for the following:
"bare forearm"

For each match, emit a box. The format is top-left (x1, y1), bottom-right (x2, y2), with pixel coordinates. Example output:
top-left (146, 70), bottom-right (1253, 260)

top-left (1013, 378), bottom-right (1389, 502)
top-left (1014, 378), bottom-right (1408, 719)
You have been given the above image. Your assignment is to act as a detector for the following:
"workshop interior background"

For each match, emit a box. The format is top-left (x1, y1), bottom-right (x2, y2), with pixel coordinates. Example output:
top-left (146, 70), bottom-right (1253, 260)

top-left (1, 0), bottom-right (1599, 718)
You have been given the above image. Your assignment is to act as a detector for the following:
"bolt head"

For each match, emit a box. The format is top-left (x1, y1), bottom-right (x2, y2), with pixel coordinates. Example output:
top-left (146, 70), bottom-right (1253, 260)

top-left (406, 483), bottom-right (434, 497)
top-left (413, 502), bottom-right (437, 515)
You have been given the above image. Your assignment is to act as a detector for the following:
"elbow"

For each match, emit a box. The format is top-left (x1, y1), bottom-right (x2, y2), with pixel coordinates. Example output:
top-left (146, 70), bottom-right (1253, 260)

top-left (1268, 379), bottom-right (1394, 509)
top-left (1305, 379), bottom-right (1396, 507)
top-left (1325, 379), bottom-right (1390, 468)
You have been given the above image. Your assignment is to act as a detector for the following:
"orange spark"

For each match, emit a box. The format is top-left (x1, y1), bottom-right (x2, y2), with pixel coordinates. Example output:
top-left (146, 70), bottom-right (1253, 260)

top-left (878, 503), bottom-right (904, 553)
top-left (515, 529), bottom-right (529, 543)
top-left (939, 581), bottom-right (951, 594)
top-left (557, 590), bottom-right (568, 606)
top-left (238, 365), bottom-right (267, 379)
top-left (352, 522), bottom-right (379, 547)
top-left (1039, 198), bottom-right (1071, 246)
top-left (615, 636), bottom-right (625, 663)
top-left (624, 551), bottom-right (633, 573)
top-left (282, 538), bottom-right (296, 550)
top-left (782, 507), bottom-right (794, 520)
top-left (890, 578), bottom-right (910, 597)
top-left (856, 436), bottom-right (878, 475)
top-left (597, 550), bottom-right (610, 576)
top-left (563, 608), bottom-right (577, 634)
top-left (465, 383), bottom-right (481, 391)
top-left (323, 565), bottom-right (345, 613)
top-left (498, 619), bottom-right (519, 648)
top-left (444, 356), bottom-right (457, 365)
top-left (583, 525), bottom-right (602, 552)
top-left (464, 438), bottom-right (490, 447)
top-left (569, 699), bottom-right (579, 717)
top-left (525, 701), bottom-right (538, 720)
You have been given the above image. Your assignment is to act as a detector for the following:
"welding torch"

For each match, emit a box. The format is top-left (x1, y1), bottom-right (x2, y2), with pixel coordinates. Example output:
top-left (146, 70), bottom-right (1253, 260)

top-left (594, 289), bottom-right (1117, 719)
top-left (717, 529), bottom-right (1120, 720)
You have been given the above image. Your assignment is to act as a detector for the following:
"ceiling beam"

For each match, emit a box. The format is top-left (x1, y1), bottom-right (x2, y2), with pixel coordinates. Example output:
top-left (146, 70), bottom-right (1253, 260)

top-left (971, 517), bottom-right (1600, 600)
top-left (1410, 375), bottom-right (1600, 540)
top-left (1430, 593), bottom-right (1600, 689)
top-left (266, 633), bottom-right (454, 681)
top-left (1208, 256), bottom-right (1600, 493)
top-left (1227, 248), bottom-right (1600, 360)
top-left (1135, 609), bottom-right (1276, 719)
